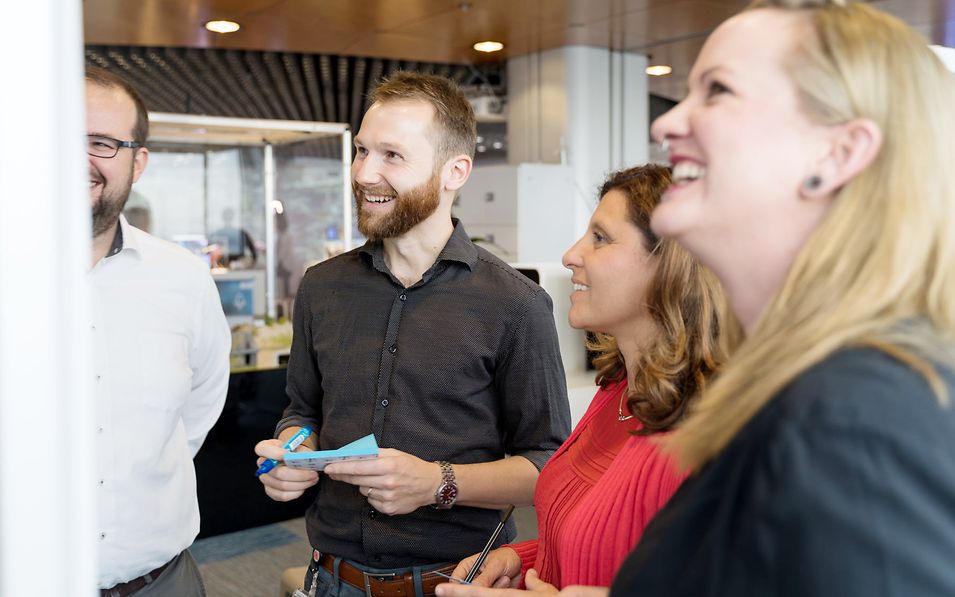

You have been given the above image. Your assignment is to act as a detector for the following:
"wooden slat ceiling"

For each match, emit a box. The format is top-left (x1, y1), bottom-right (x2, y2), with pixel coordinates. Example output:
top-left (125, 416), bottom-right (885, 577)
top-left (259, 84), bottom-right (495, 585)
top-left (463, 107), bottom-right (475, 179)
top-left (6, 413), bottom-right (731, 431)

top-left (84, 0), bottom-right (955, 103)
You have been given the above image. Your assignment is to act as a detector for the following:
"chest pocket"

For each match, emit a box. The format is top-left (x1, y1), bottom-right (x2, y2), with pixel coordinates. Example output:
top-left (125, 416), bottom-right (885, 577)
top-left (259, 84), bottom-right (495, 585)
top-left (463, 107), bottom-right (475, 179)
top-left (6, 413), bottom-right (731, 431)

top-left (138, 331), bottom-right (192, 411)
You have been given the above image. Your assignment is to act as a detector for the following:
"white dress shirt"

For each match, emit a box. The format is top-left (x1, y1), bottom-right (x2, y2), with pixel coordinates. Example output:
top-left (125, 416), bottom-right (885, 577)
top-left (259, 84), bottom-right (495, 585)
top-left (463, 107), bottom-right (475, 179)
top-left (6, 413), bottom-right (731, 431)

top-left (89, 215), bottom-right (231, 588)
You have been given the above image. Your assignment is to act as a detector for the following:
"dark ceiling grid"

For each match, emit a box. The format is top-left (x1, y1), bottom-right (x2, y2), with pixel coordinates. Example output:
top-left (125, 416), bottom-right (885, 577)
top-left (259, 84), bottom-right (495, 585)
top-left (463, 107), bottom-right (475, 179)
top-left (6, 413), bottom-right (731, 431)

top-left (363, 58), bottom-right (384, 114)
top-left (336, 56), bottom-right (350, 129)
top-left (300, 54), bottom-right (324, 121)
top-left (282, 53), bottom-right (314, 121)
top-left (223, 49), bottom-right (270, 118)
top-left (245, 51), bottom-right (288, 118)
top-left (201, 49), bottom-right (257, 118)
top-left (85, 46), bottom-right (507, 159)
top-left (349, 57), bottom-right (368, 131)
top-left (318, 54), bottom-right (337, 125)
top-left (97, 48), bottom-right (184, 113)
top-left (149, 48), bottom-right (218, 115)
top-left (262, 51), bottom-right (301, 120)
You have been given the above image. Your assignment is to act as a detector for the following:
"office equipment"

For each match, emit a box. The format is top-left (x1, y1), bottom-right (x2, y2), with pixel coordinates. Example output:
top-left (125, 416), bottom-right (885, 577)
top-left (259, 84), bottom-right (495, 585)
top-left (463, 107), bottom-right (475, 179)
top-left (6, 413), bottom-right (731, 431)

top-left (213, 269), bottom-right (266, 324)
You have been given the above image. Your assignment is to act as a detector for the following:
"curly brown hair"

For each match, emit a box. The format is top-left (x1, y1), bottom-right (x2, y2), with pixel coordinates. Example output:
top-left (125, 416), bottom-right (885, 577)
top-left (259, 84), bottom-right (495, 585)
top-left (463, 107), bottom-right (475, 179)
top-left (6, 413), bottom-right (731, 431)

top-left (589, 164), bottom-right (734, 434)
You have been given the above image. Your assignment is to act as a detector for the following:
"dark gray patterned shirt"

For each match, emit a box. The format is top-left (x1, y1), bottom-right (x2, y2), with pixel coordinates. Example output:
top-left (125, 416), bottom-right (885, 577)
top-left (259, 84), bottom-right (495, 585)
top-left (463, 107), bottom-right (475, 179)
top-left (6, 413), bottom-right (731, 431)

top-left (277, 219), bottom-right (570, 568)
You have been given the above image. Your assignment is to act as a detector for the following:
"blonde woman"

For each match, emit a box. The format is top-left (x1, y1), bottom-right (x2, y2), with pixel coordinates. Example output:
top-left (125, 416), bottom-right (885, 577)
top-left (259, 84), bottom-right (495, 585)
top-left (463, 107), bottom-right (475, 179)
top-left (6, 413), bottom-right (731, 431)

top-left (606, 1), bottom-right (955, 596)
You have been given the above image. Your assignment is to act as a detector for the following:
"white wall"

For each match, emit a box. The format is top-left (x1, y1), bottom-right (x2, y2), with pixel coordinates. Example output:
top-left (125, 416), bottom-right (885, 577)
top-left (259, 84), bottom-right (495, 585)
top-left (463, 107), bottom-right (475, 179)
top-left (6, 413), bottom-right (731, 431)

top-left (508, 46), bottom-right (650, 240)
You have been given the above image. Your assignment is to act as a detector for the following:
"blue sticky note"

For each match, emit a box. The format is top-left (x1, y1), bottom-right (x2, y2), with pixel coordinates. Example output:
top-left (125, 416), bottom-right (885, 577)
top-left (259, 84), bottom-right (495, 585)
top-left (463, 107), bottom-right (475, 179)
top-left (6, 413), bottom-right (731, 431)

top-left (284, 434), bottom-right (379, 471)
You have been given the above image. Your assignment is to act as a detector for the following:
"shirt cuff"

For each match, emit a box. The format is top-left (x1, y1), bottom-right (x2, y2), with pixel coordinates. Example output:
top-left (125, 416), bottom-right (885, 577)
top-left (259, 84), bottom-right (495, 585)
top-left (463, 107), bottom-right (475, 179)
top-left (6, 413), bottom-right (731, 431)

top-left (274, 416), bottom-right (320, 440)
top-left (510, 449), bottom-right (556, 472)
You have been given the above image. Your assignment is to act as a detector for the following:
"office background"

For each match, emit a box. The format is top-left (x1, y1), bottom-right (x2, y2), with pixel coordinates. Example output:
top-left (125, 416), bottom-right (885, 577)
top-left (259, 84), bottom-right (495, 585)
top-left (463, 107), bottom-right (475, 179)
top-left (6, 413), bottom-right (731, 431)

top-left (2, 1), bottom-right (953, 594)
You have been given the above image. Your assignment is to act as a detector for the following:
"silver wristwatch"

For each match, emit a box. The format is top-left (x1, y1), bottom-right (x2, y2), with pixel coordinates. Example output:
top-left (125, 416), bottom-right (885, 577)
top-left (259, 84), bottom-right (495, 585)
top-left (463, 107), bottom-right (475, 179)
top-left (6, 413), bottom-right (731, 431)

top-left (433, 461), bottom-right (458, 509)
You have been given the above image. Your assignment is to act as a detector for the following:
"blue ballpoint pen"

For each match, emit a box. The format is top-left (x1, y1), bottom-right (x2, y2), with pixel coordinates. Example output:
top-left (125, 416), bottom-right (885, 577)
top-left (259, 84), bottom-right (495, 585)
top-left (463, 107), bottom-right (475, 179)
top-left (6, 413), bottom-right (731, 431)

top-left (255, 426), bottom-right (313, 476)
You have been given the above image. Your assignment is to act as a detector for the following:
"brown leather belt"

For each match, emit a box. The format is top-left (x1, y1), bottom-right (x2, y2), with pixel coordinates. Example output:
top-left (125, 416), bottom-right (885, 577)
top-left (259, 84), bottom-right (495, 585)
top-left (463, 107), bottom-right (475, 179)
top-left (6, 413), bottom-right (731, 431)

top-left (319, 555), bottom-right (456, 597)
top-left (100, 559), bottom-right (172, 597)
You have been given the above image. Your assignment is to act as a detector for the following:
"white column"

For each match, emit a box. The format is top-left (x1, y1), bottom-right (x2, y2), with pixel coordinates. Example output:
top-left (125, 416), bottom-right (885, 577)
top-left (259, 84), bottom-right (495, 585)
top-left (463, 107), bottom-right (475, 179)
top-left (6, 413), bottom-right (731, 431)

top-left (0, 0), bottom-right (96, 595)
top-left (508, 46), bottom-right (649, 237)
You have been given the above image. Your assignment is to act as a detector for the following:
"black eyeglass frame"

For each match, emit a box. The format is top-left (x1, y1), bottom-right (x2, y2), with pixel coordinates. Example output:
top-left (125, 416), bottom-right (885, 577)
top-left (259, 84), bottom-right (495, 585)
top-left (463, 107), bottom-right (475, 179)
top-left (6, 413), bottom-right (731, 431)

top-left (87, 134), bottom-right (143, 159)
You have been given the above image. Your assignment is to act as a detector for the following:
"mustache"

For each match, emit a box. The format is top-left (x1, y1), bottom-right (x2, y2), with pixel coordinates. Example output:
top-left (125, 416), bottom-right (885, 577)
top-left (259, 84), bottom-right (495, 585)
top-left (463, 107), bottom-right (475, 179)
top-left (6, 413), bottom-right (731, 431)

top-left (353, 182), bottom-right (397, 197)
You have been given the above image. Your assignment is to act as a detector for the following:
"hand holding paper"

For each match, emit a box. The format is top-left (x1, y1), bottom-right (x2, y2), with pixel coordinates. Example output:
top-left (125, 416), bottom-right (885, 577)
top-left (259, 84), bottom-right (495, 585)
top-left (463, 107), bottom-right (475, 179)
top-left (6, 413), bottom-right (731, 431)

top-left (324, 446), bottom-right (443, 516)
top-left (284, 433), bottom-right (379, 471)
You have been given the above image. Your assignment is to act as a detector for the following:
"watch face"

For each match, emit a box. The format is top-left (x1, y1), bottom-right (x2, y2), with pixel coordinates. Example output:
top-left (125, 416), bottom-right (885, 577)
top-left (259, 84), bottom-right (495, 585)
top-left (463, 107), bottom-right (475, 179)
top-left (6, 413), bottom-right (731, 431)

top-left (437, 483), bottom-right (458, 505)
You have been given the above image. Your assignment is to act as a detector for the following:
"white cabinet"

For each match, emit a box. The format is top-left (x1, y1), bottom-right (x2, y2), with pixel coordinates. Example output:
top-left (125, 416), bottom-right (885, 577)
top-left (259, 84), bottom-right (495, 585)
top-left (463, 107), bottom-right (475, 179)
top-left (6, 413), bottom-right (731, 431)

top-left (454, 163), bottom-right (578, 263)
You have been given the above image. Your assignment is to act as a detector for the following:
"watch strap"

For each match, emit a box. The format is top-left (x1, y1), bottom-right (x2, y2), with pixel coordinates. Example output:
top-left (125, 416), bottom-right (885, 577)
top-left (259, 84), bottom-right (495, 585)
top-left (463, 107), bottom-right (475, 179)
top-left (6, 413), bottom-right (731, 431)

top-left (433, 460), bottom-right (457, 509)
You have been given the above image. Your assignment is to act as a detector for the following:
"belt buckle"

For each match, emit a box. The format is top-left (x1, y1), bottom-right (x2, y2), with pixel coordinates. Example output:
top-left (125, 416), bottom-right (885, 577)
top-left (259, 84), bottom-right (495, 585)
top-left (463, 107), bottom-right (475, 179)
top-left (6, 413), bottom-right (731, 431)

top-left (361, 570), bottom-right (396, 597)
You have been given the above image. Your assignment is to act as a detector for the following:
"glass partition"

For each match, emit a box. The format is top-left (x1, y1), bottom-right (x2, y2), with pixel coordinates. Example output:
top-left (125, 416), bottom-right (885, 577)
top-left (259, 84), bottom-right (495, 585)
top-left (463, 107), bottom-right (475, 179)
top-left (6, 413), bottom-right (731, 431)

top-left (125, 114), bottom-right (351, 328)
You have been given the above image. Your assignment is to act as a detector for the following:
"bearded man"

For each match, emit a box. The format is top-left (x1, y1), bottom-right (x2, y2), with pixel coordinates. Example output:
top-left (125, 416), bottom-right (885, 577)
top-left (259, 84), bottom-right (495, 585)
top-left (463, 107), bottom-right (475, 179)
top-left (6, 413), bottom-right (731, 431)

top-left (255, 72), bottom-right (570, 597)
top-left (86, 67), bottom-right (231, 596)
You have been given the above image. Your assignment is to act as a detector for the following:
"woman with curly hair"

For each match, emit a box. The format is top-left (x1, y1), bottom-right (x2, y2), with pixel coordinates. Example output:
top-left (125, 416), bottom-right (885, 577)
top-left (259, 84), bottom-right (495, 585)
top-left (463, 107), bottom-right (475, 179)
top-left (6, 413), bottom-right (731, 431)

top-left (439, 164), bottom-right (733, 595)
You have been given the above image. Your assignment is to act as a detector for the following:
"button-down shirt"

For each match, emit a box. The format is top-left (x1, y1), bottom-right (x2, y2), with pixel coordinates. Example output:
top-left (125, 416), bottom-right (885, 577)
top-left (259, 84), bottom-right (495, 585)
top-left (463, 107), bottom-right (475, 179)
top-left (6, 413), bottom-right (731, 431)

top-left (90, 215), bottom-right (231, 588)
top-left (278, 219), bottom-right (571, 568)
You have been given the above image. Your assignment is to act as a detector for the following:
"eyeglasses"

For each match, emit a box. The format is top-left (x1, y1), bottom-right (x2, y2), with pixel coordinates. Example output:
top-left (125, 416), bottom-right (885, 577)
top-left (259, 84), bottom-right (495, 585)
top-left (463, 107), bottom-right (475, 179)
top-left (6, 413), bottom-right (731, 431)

top-left (88, 134), bottom-right (142, 159)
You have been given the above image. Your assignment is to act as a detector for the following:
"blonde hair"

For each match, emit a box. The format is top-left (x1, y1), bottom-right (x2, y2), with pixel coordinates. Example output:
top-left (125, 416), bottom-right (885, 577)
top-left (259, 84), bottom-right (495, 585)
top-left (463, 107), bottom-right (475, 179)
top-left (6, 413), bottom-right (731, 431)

top-left (589, 165), bottom-right (735, 433)
top-left (369, 71), bottom-right (477, 165)
top-left (667, 0), bottom-right (955, 470)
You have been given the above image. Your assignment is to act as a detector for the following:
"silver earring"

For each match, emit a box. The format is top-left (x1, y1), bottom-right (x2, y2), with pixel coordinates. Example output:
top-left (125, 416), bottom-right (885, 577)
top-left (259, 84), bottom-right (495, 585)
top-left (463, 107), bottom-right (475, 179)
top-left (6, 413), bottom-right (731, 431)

top-left (659, 138), bottom-right (670, 153)
top-left (803, 175), bottom-right (822, 191)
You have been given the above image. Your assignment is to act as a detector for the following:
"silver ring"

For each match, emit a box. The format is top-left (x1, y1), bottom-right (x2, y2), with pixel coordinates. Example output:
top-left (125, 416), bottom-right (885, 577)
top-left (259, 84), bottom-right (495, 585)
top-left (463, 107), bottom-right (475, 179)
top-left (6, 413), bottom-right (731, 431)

top-left (366, 487), bottom-right (374, 499)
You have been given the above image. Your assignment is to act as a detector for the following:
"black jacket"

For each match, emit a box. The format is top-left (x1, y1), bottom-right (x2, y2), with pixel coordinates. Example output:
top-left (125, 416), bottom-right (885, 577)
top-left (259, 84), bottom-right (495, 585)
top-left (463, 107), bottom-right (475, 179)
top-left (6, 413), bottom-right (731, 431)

top-left (612, 347), bottom-right (955, 597)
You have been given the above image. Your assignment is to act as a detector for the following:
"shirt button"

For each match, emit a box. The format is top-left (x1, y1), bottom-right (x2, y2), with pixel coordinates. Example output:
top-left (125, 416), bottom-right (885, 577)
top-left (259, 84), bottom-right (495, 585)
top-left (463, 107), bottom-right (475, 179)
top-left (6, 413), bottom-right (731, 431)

top-left (97, 426), bottom-right (104, 434)
top-left (381, 399), bottom-right (389, 407)
top-left (100, 532), bottom-right (106, 540)
top-left (368, 509), bottom-right (377, 520)
top-left (388, 344), bottom-right (397, 354)
top-left (99, 479), bottom-right (104, 486)
top-left (399, 293), bottom-right (407, 301)
top-left (95, 374), bottom-right (101, 381)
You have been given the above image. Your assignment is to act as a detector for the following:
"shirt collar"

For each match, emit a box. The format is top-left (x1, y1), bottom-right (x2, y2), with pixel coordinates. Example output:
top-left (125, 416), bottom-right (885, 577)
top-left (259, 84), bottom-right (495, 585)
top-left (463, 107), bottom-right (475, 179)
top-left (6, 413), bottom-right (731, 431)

top-left (106, 214), bottom-right (141, 259)
top-left (358, 218), bottom-right (478, 273)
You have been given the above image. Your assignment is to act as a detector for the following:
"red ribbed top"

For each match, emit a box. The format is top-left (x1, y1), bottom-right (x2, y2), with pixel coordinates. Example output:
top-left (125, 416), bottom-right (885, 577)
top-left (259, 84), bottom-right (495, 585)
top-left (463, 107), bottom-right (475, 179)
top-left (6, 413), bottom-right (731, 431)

top-left (508, 380), bottom-right (687, 588)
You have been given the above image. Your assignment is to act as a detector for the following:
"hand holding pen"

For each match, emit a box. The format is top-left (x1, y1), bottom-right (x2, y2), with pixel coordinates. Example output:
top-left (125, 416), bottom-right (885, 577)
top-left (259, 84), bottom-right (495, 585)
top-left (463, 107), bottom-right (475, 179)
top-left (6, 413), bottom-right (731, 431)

top-left (256, 426), bottom-right (313, 476)
top-left (440, 505), bottom-right (519, 589)
top-left (255, 426), bottom-right (320, 503)
top-left (465, 505), bottom-right (516, 583)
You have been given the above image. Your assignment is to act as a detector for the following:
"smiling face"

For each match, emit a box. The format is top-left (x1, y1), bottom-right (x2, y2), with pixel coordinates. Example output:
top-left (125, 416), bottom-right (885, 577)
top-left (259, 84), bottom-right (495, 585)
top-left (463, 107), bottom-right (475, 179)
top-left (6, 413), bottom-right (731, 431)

top-left (650, 9), bottom-right (834, 287)
top-left (562, 190), bottom-right (659, 339)
top-left (352, 99), bottom-right (448, 241)
top-left (86, 81), bottom-right (148, 238)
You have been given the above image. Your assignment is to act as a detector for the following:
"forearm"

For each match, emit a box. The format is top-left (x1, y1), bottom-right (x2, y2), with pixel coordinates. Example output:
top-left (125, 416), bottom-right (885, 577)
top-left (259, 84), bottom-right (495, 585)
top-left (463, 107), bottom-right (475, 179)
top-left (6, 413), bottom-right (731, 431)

top-left (453, 455), bottom-right (538, 508)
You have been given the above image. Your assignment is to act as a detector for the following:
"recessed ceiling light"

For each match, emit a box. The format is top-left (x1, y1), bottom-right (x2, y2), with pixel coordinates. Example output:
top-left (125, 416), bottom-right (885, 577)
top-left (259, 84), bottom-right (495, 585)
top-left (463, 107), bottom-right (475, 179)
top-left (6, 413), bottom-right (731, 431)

top-left (646, 65), bottom-right (673, 76)
top-left (473, 41), bottom-right (504, 53)
top-left (205, 20), bottom-right (241, 34)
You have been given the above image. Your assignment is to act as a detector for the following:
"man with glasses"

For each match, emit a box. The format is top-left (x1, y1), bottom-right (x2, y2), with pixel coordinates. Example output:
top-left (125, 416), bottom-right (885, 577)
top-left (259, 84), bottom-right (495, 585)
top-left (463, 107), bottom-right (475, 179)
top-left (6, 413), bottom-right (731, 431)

top-left (86, 66), bottom-right (231, 597)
